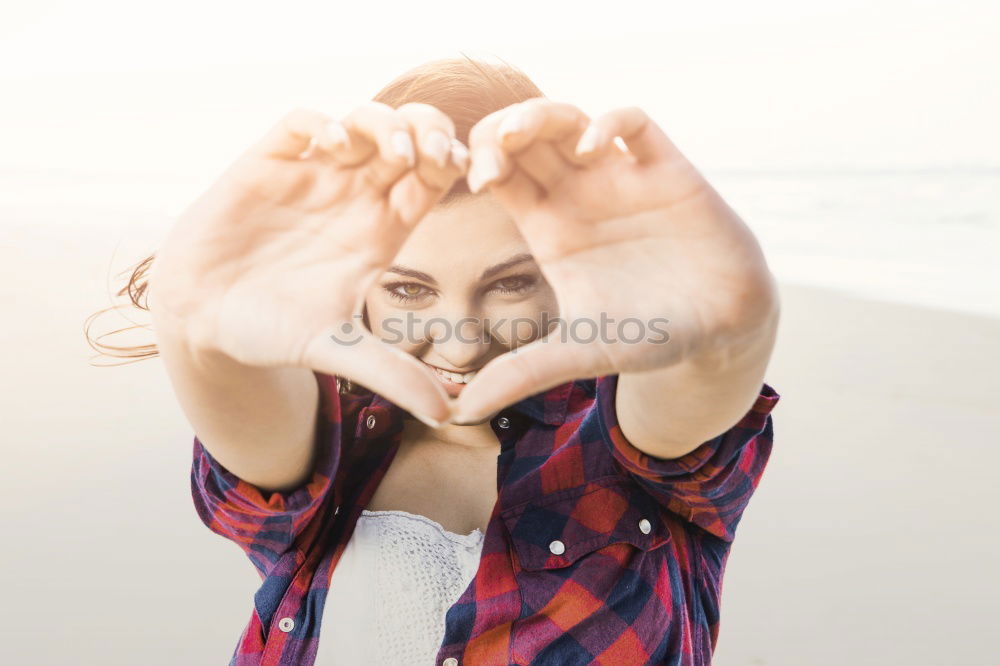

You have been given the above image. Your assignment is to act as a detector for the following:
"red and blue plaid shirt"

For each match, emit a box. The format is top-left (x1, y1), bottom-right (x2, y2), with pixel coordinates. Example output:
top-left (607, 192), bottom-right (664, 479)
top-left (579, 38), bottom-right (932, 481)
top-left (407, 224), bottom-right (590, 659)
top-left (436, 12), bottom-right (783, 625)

top-left (191, 371), bottom-right (780, 665)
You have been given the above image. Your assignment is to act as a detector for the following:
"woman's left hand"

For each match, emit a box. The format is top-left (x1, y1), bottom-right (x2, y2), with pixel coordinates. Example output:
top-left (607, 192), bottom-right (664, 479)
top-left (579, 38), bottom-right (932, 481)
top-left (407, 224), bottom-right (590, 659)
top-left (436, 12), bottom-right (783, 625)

top-left (451, 98), bottom-right (778, 423)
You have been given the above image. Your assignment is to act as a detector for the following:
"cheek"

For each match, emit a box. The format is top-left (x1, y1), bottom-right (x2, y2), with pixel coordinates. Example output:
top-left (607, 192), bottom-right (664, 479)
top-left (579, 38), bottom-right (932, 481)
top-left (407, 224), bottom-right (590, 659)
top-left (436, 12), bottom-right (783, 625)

top-left (364, 302), bottom-right (422, 351)
top-left (482, 296), bottom-right (559, 347)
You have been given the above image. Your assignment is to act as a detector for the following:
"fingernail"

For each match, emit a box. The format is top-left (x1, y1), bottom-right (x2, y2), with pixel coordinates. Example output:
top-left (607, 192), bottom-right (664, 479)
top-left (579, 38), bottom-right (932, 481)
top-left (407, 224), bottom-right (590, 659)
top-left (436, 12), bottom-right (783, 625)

top-left (299, 136), bottom-right (319, 159)
top-left (467, 148), bottom-right (500, 193)
top-left (497, 110), bottom-right (524, 143)
top-left (450, 140), bottom-right (469, 171)
top-left (325, 120), bottom-right (351, 149)
top-left (391, 130), bottom-right (415, 166)
top-left (576, 125), bottom-right (601, 155)
top-left (423, 130), bottom-right (451, 169)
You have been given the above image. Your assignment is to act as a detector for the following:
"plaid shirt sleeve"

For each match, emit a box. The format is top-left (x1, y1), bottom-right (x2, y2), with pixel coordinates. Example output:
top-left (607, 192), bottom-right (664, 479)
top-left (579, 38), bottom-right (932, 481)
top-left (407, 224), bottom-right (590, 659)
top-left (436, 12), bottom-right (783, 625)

top-left (595, 373), bottom-right (780, 542)
top-left (189, 371), bottom-right (343, 577)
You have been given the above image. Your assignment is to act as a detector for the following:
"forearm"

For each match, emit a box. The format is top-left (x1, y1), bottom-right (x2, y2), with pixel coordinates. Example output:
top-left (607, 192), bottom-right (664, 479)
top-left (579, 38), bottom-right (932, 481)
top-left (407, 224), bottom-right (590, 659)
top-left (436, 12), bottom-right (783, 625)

top-left (615, 289), bottom-right (780, 460)
top-left (152, 313), bottom-right (321, 492)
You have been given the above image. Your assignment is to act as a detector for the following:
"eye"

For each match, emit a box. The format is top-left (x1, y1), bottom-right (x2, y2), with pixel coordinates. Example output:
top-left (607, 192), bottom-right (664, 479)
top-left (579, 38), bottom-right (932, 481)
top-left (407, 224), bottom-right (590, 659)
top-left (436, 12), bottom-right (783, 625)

top-left (383, 281), bottom-right (434, 303)
top-left (489, 274), bottom-right (537, 296)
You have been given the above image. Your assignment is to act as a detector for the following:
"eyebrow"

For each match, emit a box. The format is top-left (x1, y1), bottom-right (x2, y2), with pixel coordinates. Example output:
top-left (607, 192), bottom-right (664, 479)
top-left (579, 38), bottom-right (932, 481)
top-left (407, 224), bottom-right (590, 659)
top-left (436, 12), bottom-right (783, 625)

top-left (385, 253), bottom-right (536, 286)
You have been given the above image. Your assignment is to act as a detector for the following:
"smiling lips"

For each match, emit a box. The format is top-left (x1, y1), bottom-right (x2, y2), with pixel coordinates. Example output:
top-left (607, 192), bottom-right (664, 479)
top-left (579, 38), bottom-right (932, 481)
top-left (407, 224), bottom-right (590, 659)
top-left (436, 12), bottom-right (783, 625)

top-left (422, 361), bottom-right (479, 396)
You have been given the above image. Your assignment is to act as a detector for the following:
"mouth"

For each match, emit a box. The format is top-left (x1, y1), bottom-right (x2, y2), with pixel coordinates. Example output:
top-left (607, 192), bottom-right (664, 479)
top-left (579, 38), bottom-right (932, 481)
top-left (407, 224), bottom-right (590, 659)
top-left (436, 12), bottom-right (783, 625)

top-left (422, 361), bottom-right (480, 386)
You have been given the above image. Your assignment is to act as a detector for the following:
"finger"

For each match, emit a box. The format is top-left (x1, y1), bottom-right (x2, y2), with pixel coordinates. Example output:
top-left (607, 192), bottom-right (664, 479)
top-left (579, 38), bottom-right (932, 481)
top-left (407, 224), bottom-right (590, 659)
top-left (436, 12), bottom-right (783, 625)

top-left (312, 119), bottom-right (354, 157)
top-left (449, 327), bottom-right (607, 424)
top-left (466, 145), bottom-right (519, 195)
top-left (574, 106), bottom-right (682, 165)
top-left (507, 140), bottom-right (578, 193)
top-left (449, 138), bottom-right (470, 172)
top-left (480, 162), bottom-right (544, 215)
top-left (387, 164), bottom-right (464, 227)
top-left (481, 99), bottom-right (589, 193)
top-left (497, 98), bottom-right (600, 181)
top-left (335, 102), bottom-right (417, 191)
top-left (303, 324), bottom-right (453, 426)
top-left (247, 108), bottom-right (334, 160)
top-left (394, 102), bottom-right (468, 190)
top-left (466, 106), bottom-right (521, 194)
top-left (496, 99), bottom-right (591, 161)
top-left (465, 106), bottom-right (543, 206)
top-left (385, 104), bottom-right (469, 226)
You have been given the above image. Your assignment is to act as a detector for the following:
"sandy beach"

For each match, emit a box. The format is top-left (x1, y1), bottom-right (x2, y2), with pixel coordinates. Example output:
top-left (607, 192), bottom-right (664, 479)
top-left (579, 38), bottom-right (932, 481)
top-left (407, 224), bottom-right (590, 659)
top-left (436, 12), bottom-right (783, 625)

top-left (1, 226), bottom-right (998, 665)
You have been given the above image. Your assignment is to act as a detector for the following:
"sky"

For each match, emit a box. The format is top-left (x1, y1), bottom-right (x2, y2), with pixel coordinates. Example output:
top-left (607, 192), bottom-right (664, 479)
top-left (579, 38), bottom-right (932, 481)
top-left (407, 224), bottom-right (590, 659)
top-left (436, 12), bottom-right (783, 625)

top-left (1, 0), bottom-right (998, 182)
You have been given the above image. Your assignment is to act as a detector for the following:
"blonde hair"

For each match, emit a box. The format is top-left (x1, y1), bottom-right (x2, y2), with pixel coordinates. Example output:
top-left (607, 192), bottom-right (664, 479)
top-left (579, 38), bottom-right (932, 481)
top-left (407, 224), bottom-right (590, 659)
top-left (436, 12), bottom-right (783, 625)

top-left (85, 55), bottom-right (546, 395)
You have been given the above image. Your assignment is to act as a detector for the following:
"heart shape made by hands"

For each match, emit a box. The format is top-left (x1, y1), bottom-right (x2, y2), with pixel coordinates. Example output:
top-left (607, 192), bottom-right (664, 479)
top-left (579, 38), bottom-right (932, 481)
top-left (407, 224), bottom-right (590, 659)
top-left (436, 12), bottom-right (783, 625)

top-left (419, 99), bottom-right (777, 425)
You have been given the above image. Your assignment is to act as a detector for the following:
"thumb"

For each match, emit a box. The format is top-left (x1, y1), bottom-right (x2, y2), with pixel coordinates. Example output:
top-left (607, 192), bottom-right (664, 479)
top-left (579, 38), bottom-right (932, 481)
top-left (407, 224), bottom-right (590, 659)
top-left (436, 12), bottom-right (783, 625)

top-left (302, 326), bottom-right (453, 427)
top-left (451, 327), bottom-right (606, 423)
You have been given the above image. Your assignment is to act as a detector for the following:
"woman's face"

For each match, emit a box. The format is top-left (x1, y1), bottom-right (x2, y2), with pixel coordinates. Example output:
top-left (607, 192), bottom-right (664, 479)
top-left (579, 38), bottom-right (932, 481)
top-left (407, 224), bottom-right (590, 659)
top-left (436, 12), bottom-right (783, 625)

top-left (365, 193), bottom-right (558, 411)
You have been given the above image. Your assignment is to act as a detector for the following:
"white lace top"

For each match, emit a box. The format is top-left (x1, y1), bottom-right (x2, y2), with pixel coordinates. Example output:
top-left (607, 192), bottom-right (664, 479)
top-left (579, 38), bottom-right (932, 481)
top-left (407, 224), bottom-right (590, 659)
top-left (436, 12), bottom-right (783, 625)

top-left (315, 509), bottom-right (486, 665)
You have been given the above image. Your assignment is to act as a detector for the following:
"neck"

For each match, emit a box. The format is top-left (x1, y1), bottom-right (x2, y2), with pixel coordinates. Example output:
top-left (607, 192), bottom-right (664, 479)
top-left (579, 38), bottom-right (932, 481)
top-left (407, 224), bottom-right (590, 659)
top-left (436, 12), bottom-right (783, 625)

top-left (403, 414), bottom-right (502, 453)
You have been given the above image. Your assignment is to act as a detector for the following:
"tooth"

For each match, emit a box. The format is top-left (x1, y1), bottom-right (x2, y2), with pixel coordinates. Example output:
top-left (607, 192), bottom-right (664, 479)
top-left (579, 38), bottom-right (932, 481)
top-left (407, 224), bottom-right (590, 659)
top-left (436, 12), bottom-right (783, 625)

top-left (429, 365), bottom-right (477, 384)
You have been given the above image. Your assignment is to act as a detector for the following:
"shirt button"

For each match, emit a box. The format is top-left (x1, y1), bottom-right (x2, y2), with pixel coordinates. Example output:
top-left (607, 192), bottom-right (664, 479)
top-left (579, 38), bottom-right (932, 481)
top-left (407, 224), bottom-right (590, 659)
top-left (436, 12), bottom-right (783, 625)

top-left (366, 414), bottom-right (377, 430)
top-left (496, 416), bottom-right (511, 429)
top-left (442, 658), bottom-right (459, 666)
top-left (638, 518), bottom-right (652, 534)
top-left (549, 539), bottom-right (565, 555)
top-left (277, 617), bottom-right (294, 632)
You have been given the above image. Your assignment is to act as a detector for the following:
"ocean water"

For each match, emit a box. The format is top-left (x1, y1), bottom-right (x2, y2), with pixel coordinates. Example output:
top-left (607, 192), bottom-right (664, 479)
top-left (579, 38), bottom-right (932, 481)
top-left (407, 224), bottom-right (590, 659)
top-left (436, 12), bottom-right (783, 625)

top-left (3, 166), bottom-right (998, 320)
top-left (709, 168), bottom-right (1000, 319)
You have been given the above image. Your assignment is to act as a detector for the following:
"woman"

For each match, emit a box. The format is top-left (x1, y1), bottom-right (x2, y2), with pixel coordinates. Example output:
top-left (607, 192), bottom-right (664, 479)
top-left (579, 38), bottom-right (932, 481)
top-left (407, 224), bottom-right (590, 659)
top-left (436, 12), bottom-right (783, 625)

top-left (102, 57), bottom-right (780, 665)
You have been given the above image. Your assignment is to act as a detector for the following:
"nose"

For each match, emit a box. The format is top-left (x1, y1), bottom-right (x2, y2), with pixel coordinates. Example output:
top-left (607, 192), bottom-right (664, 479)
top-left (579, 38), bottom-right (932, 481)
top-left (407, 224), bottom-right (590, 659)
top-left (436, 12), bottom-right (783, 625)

top-left (425, 311), bottom-right (493, 370)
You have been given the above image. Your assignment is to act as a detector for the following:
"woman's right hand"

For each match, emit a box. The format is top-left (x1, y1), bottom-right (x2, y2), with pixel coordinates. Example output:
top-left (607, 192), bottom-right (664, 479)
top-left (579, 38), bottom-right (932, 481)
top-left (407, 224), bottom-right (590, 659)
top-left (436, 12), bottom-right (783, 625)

top-left (148, 102), bottom-right (468, 425)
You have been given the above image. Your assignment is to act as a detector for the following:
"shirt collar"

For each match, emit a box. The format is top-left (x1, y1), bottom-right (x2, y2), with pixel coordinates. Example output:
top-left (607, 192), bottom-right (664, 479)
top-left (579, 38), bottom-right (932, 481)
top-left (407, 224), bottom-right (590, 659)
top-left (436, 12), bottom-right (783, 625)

top-left (364, 380), bottom-right (574, 427)
top-left (505, 380), bottom-right (574, 425)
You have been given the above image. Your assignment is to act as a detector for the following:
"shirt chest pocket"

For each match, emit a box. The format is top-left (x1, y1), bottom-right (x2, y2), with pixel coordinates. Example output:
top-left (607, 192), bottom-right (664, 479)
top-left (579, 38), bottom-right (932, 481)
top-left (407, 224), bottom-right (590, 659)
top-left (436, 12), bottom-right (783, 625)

top-left (500, 477), bottom-right (672, 572)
